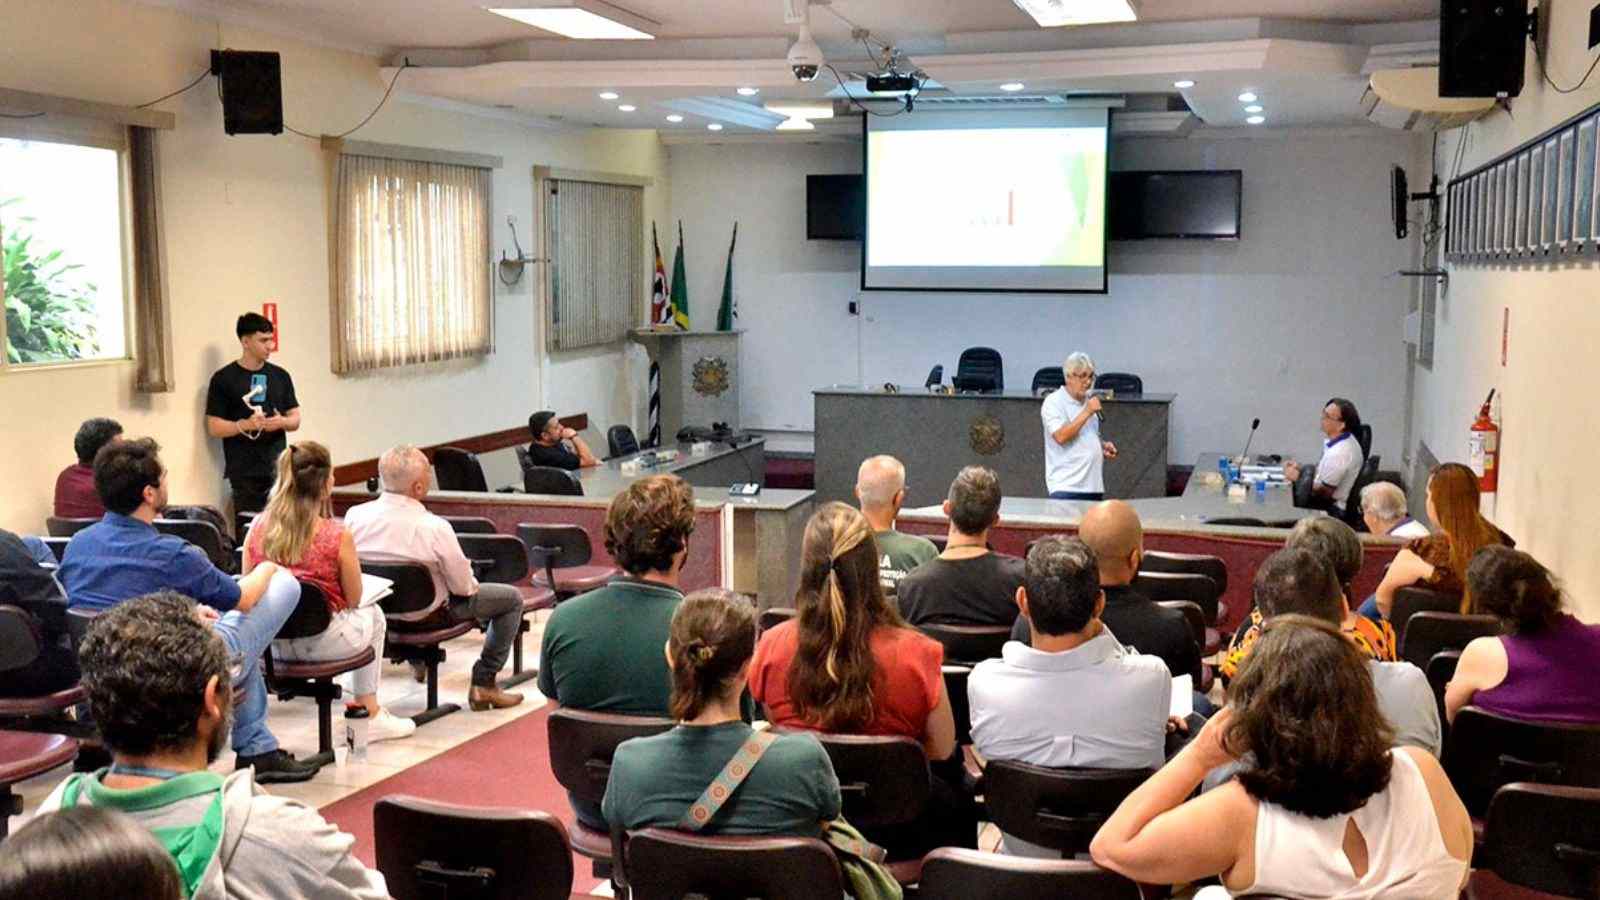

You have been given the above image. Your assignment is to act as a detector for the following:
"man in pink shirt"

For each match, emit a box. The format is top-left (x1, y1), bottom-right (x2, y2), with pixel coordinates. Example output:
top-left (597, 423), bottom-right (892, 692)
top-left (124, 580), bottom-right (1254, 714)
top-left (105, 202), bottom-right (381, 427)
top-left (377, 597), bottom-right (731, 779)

top-left (343, 446), bottom-right (525, 711)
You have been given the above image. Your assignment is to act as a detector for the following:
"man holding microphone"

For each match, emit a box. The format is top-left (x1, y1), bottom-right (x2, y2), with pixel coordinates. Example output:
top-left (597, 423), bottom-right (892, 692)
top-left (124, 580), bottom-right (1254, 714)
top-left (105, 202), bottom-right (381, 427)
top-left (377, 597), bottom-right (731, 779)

top-left (1041, 352), bottom-right (1117, 501)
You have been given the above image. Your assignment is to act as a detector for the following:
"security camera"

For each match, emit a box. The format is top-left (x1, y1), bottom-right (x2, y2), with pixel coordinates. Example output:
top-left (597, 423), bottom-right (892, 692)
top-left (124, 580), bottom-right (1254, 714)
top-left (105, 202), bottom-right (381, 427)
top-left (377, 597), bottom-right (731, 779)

top-left (788, 26), bottom-right (823, 82)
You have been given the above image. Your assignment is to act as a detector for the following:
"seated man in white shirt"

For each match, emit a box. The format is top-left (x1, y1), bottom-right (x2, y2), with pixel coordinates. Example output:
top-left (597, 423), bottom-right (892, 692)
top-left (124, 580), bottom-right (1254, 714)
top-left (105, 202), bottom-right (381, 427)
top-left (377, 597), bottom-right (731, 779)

top-left (969, 535), bottom-right (1171, 857)
top-left (1360, 481), bottom-right (1430, 539)
top-left (342, 445), bottom-right (525, 711)
top-left (1282, 397), bottom-right (1365, 517)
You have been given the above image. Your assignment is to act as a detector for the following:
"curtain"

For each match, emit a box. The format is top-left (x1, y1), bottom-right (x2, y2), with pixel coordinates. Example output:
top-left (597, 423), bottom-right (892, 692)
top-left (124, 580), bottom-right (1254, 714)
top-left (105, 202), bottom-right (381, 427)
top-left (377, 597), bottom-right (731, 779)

top-left (543, 178), bottom-right (642, 351)
top-left (333, 154), bottom-right (492, 373)
top-left (129, 125), bottom-right (173, 392)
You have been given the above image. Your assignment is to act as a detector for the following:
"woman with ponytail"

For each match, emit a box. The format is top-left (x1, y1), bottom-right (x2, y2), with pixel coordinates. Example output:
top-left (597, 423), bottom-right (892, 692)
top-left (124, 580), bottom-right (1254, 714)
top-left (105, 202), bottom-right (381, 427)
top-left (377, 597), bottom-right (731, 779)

top-left (603, 589), bottom-right (841, 836)
top-left (244, 441), bottom-right (414, 743)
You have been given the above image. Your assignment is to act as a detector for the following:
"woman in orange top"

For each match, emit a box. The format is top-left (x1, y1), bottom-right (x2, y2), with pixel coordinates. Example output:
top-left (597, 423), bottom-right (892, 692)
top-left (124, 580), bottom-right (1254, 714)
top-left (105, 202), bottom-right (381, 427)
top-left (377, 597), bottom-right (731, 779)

top-left (1369, 463), bottom-right (1508, 620)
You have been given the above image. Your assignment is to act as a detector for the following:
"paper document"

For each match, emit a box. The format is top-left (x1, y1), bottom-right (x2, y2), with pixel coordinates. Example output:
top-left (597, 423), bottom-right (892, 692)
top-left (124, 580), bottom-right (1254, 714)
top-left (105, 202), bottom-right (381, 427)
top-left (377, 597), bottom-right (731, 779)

top-left (359, 573), bottom-right (394, 609)
top-left (1170, 674), bottom-right (1194, 718)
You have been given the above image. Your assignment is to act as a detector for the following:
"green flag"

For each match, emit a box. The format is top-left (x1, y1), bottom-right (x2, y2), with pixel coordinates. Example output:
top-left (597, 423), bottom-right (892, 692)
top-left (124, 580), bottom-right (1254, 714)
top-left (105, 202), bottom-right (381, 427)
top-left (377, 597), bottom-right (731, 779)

top-left (670, 220), bottom-right (689, 330)
top-left (716, 222), bottom-right (738, 331)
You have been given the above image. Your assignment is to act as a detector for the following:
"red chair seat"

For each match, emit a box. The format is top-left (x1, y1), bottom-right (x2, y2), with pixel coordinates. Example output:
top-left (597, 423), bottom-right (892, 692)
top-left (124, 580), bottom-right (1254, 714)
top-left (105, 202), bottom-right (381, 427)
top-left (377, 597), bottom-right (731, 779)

top-left (535, 565), bottom-right (620, 595)
top-left (569, 822), bottom-right (613, 860)
top-left (0, 730), bottom-right (78, 784)
top-left (886, 856), bottom-right (924, 886)
top-left (387, 620), bottom-right (476, 646)
top-left (271, 647), bottom-right (376, 681)
top-left (520, 584), bottom-right (558, 613)
top-left (0, 685), bottom-right (86, 718)
top-left (1465, 870), bottom-right (1566, 899)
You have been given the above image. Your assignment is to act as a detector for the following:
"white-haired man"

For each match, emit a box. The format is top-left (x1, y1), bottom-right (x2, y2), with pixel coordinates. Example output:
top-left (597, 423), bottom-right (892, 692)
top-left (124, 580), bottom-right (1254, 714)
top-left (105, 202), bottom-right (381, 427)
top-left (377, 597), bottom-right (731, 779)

top-left (343, 446), bottom-right (525, 710)
top-left (1360, 481), bottom-right (1429, 539)
top-left (855, 455), bottom-right (937, 594)
top-left (1041, 351), bottom-right (1118, 501)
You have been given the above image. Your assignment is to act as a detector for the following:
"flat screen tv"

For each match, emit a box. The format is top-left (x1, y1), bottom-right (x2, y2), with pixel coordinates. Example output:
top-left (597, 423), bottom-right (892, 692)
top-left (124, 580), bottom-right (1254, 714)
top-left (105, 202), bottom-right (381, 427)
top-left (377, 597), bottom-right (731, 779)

top-left (1109, 170), bottom-right (1242, 240)
top-left (807, 174), bottom-right (864, 240)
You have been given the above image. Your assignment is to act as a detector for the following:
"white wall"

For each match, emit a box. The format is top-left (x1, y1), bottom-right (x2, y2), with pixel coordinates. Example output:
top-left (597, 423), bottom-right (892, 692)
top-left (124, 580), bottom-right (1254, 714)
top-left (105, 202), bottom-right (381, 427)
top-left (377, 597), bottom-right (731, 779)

top-left (667, 129), bottom-right (1422, 468)
top-left (1423, 0), bottom-right (1600, 621)
top-left (0, 0), bottom-right (665, 534)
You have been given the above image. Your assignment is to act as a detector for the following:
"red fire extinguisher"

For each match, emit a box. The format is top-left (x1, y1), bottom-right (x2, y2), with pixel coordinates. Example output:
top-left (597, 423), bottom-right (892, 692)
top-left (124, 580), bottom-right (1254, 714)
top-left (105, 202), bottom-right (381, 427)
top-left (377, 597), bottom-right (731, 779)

top-left (1469, 389), bottom-right (1498, 493)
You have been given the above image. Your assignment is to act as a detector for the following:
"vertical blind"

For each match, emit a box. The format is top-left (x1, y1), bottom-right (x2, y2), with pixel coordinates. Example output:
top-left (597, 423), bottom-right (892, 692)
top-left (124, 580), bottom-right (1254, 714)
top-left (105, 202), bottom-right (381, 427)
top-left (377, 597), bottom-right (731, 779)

top-left (543, 177), bottom-right (642, 351)
top-left (333, 154), bottom-right (492, 373)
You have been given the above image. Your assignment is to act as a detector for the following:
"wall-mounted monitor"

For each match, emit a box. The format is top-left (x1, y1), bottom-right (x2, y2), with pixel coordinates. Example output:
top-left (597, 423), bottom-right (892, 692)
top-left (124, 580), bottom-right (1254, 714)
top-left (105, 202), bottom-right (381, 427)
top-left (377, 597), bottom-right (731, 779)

top-left (1109, 170), bottom-right (1243, 241)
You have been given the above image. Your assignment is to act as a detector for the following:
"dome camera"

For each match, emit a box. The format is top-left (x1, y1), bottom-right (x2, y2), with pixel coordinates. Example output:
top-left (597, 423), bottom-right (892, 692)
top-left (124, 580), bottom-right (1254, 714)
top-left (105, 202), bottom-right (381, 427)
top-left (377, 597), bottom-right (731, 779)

top-left (788, 26), bottom-right (823, 82)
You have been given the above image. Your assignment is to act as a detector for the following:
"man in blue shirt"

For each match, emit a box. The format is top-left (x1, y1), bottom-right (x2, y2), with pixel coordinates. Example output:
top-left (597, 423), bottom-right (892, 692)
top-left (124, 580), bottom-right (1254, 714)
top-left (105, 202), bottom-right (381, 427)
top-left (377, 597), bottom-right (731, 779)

top-left (58, 437), bottom-right (321, 783)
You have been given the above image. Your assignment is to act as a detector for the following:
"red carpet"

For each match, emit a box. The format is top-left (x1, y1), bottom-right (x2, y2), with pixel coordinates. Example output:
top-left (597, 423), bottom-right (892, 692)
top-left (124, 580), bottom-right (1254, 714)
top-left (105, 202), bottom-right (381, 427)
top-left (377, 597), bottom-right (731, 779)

top-left (319, 705), bottom-right (596, 892)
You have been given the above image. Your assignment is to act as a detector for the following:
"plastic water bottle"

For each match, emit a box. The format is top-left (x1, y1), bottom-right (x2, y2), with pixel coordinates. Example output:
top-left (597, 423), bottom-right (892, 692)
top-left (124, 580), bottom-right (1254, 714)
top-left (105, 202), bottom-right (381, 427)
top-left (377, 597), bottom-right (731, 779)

top-left (1254, 479), bottom-right (1267, 504)
top-left (345, 707), bottom-right (370, 763)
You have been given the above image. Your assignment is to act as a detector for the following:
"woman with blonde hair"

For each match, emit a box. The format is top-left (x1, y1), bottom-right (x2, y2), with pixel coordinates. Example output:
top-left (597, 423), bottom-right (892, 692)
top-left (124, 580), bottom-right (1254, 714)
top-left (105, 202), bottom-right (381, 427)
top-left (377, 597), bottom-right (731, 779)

top-left (1366, 462), bottom-right (1509, 620)
top-left (244, 441), bottom-right (414, 743)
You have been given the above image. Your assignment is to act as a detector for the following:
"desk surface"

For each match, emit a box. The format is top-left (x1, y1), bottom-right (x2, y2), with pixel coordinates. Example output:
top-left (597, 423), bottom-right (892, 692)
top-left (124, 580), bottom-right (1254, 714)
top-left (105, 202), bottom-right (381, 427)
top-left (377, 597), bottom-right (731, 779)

top-left (570, 438), bottom-right (765, 498)
top-left (814, 385), bottom-right (1177, 404)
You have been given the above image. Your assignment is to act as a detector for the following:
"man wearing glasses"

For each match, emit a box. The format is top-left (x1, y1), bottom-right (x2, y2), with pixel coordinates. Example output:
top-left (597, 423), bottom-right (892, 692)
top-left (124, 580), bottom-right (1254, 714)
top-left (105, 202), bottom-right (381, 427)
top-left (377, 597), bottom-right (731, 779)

top-left (1041, 352), bottom-right (1118, 501)
top-left (1283, 398), bottom-right (1365, 517)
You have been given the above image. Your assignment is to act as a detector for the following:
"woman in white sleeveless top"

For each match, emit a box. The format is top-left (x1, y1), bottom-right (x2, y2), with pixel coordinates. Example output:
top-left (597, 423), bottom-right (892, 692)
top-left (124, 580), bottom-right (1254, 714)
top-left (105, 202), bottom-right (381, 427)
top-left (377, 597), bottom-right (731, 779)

top-left (1090, 615), bottom-right (1473, 898)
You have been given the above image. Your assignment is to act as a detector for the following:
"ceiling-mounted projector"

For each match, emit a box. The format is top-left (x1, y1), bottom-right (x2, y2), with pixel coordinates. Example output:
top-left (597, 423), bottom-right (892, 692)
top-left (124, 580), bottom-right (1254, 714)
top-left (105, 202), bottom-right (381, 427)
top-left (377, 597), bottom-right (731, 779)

top-left (865, 72), bottom-right (918, 94)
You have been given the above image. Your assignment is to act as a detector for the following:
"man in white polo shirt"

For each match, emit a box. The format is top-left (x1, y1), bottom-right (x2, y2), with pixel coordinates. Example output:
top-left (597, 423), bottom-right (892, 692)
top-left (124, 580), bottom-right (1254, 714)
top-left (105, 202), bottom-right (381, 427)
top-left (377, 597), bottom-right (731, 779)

top-left (1284, 397), bottom-right (1365, 517)
top-left (1041, 351), bottom-right (1118, 500)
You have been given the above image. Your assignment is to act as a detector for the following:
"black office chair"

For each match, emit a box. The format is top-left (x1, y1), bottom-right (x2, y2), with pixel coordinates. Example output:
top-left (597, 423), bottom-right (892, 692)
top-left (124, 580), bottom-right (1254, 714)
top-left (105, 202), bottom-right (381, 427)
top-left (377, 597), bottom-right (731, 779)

top-left (954, 347), bottom-right (1003, 393)
top-left (1139, 550), bottom-right (1229, 597)
top-left (547, 708), bottom-right (676, 881)
top-left (1342, 454), bottom-right (1382, 529)
top-left (153, 517), bottom-right (237, 574)
top-left (442, 515), bottom-right (497, 535)
top-left (1093, 372), bottom-right (1143, 395)
top-left (1466, 784), bottom-right (1600, 899)
top-left (1391, 585), bottom-right (1462, 649)
top-left (523, 465), bottom-right (583, 496)
top-left (1398, 612), bottom-right (1501, 672)
top-left (917, 623), bottom-right (1011, 666)
top-left (0, 605), bottom-right (90, 738)
top-left (1425, 650), bottom-right (1460, 743)
top-left (456, 533), bottom-right (556, 687)
top-left (1030, 367), bottom-right (1065, 396)
top-left (363, 560), bottom-right (470, 726)
top-left (264, 582), bottom-right (376, 767)
top-left (1356, 423), bottom-right (1373, 460)
top-left (375, 795), bottom-right (575, 900)
top-left (44, 517), bottom-right (98, 538)
top-left (432, 446), bottom-right (489, 493)
top-left (607, 425), bottom-right (640, 459)
top-left (924, 364), bottom-right (944, 389)
top-left (1443, 707), bottom-right (1600, 820)
top-left (807, 732), bottom-right (932, 884)
top-left (515, 523), bottom-right (619, 601)
top-left (982, 759), bottom-right (1155, 857)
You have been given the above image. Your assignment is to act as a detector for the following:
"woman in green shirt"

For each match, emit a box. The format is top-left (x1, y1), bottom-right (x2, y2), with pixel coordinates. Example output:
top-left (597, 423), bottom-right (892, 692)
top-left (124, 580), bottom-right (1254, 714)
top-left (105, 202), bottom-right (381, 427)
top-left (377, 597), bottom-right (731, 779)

top-left (602, 589), bottom-right (842, 837)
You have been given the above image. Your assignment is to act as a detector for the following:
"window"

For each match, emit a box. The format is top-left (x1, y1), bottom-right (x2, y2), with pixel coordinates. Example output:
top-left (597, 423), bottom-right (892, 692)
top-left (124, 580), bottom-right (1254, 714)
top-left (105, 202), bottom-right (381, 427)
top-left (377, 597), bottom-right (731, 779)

top-left (332, 148), bottom-right (494, 373)
top-left (536, 168), bottom-right (646, 351)
top-left (0, 127), bottom-right (130, 367)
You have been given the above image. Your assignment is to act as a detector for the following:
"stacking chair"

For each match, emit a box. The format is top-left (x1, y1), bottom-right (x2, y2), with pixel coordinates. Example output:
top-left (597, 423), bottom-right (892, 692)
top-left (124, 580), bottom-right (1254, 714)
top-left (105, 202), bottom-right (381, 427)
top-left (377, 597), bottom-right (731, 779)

top-left (982, 759), bottom-right (1155, 858)
top-left (1398, 612), bottom-right (1501, 671)
top-left (0, 605), bottom-right (90, 739)
top-left (0, 730), bottom-right (79, 838)
top-left (38, 537), bottom-right (69, 563)
top-left (374, 795), bottom-right (575, 900)
top-left (1132, 571), bottom-right (1222, 654)
top-left (1030, 367), bottom-right (1065, 397)
top-left (516, 524), bottom-right (618, 602)
top-left (917, 623), bottom-right (1011, 666)
top-left (1138, 550), bottom-right (1228, 601)
top-left (1204, 517), bottom-right (1268, 527)
top-left (363, 561), bottom-right (471, 726)
top-left (1390, 585), bottom-right (1462, 648)
top-left (758, 607), bottom-right (797, 633)
top-left (1154, 600), bottom-right (1213, 693)
top-left (1465, 784), bottom-right (1600, 899)
top-left (523, 465), bottom-right (583, 496)
top-left (153, 517), bottom-right (236, 573)
top-left (607, 425), bottom-right (640, 459)
top-left (1093, 372), bottom-right (1143, 395)
top-left (432, 446), bottom-right (490, 493)
top-left (547, 708), bottom-right (675, 882)
top-left (1425, 650), bottom-right (1461, 742)
top-left (808, 732), bottom-right (931, 884)
top-left (442, 515), bottom-right (498, 535)
top-left (456, 532), bottom-right (556, 688)
top-left (954, 347), bottom-right (1003, 393)
top-left (1443, 707), bottom-right (1600, 824)
top-left (617, 828), bottom-right (845, 900)
top-left (263, 582), bottom-right (378, 767)
top-left (919, 847), bottom-right (1142, 900)
top-left (44, 516), bottom-right (97, 538)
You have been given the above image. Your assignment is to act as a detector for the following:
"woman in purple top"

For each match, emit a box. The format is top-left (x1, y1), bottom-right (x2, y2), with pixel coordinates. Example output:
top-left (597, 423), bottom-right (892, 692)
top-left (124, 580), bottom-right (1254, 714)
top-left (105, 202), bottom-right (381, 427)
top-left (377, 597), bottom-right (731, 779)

top-left (1446, 546), bottom-right (1600, 724)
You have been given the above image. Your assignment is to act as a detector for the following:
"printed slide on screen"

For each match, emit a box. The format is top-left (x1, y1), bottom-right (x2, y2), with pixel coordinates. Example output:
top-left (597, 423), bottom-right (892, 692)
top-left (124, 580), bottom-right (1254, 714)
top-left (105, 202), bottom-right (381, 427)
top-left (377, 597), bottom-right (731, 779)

top-left (866, 127), bottom-right (1106, 269)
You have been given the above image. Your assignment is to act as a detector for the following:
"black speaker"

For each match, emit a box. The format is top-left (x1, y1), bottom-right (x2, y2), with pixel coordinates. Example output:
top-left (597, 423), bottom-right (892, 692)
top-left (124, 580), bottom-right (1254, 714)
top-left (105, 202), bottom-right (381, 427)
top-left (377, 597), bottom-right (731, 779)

top-left (1439, 1), bottom-right (1528, 98)
top-left (210, 49), bottom-right (283, 135)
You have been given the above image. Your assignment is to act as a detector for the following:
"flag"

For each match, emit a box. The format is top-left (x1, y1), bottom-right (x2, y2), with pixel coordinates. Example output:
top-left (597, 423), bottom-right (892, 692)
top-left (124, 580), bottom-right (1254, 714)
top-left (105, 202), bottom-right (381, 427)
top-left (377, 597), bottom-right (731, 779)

top-left (716, 221), bottom-right (738, 331)
top-left (669, 220), bottom-right (689, 330)
top-left (649, 222), bottom-right (672, 326)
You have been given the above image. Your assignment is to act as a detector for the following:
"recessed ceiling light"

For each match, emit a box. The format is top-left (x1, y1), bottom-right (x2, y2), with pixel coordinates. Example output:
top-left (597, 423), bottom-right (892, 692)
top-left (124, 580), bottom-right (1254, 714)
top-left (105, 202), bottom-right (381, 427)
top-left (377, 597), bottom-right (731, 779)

top-left (598, 91), bottom-right (619, 100)
top-left (1173, 79), bottom-right (1195, 89)
top-left (707, 123), bottom-right (723, 131)
top-left (617, 104), bottom-right (636, 112)
top-left (1010, 0), bottom-right (1138, 27)
top-left (1238, 91), bottom-right (1258, 103)
top-left (1000, 82), bottom-right (1026, 92)
top-left (486, 2), bottom-right (657, 40)
top-left (1246, 115), bottom-right (1265, 125)
top-left (776, 117), bottom-right (815, 131)
top-left (665, 114), bottom-right (684, 123)
top-left (736, 86), bottom-right (759, 96)
top-left (1245, 104), bottom-right (1263, 113)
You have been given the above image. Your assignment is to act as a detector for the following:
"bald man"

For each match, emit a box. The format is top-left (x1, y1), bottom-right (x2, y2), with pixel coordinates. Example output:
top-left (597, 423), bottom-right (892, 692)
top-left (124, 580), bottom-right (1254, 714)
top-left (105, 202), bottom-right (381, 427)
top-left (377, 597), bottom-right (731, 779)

top-left (856, 455), bottom-right (938, 594)
top-left (1010, 501), bottom-right (1201, 683)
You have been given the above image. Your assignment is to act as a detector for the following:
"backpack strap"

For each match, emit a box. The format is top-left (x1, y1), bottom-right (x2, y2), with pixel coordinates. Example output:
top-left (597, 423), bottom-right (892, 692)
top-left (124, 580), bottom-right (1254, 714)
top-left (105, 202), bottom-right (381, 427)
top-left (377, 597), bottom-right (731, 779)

top-left (676, 729), bottom-right (778, 832)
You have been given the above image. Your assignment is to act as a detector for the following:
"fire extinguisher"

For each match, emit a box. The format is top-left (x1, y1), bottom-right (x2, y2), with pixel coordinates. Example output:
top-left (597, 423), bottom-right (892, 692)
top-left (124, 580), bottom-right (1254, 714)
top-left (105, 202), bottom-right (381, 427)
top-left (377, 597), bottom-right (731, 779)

top-left (1468, 389), bottom-right (1499, 493)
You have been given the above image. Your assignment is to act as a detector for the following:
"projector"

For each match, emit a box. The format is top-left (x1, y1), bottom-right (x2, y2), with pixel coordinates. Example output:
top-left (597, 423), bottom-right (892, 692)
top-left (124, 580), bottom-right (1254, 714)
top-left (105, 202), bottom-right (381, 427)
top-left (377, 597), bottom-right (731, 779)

top-left (865, 72), bottom-right (918, 94)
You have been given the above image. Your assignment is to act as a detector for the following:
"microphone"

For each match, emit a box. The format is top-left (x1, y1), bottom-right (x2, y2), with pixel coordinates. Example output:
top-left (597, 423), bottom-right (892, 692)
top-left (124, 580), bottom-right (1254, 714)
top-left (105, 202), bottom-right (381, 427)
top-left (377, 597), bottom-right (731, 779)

top-left (1237, 417), bottom-right (1261, 465)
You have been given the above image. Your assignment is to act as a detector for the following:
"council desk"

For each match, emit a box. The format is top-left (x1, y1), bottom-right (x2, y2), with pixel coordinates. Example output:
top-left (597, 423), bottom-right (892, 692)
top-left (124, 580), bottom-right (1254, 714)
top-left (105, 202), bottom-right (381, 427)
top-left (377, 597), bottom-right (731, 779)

top-left (814, 386), bottom-right (1175, 507)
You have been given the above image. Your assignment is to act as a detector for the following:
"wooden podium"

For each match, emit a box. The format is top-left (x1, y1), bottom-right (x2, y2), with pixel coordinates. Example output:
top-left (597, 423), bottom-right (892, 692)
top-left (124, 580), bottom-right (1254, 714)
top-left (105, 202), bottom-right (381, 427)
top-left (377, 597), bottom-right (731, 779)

top-left (630, 329), bottom-right (742, 444)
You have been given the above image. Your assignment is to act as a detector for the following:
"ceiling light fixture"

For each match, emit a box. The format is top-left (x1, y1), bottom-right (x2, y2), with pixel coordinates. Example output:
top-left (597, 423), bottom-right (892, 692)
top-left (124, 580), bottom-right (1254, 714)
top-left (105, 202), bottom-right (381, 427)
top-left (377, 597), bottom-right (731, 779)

top-left (776, 117), bottom-right (815, 131)
top-left (1238, 91), bottom-right (1258, 103)
top-left (598, 91), bottom-right (619, 100)
top-left (485, 1), bottom-right (657, 40)
top-left (1173, 79), bottom-right (1195, 89)
top-left (1000, 82), bottom-right (1026, 92)
top-left (1009, 0), bottom-right (1139, 27)
top-left (737, 87), bottom-right (760, 96)
top-left (1245, 104), bottom-right (1263, 113)
top-left (763, 101), bottom-right (833, 120)
top-left (1246, 115), bottom-right (1265, 125)
top-left (666, 114), bottom-right (684, 122)
top-left (707, 123), bottom-right (723, 131)
top-left (617, 104), bottom-right (636, 112)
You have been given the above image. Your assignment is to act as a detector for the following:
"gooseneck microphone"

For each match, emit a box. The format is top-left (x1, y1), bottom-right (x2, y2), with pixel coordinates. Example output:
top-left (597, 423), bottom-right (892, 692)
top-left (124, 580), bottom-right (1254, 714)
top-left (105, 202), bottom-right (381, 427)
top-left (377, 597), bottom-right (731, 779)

top-left (1237, 417), bottom-right (1261, 465)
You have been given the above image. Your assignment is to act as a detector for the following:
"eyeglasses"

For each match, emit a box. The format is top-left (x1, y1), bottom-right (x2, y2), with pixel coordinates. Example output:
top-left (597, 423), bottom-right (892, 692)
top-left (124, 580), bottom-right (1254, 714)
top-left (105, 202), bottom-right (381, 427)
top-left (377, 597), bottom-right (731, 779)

top-left (1321, 411), bottom-right (1342, 422)
top-left (1067, 371), bottom-right (1095, 381)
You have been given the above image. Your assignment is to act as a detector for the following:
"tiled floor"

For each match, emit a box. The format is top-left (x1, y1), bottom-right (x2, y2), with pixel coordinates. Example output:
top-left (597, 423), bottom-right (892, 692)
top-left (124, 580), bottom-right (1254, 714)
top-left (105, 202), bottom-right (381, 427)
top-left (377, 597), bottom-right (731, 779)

top-left (6, 613), bottom-right (554, 831)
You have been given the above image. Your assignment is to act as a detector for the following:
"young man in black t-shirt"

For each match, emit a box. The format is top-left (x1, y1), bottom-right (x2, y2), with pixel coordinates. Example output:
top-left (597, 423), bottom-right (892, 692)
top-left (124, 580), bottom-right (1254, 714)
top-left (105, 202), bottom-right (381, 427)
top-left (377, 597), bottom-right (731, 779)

top-left (205, 313), bottom-right (300, 524)
top-left (525, 409), bottom-right (599, 470)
